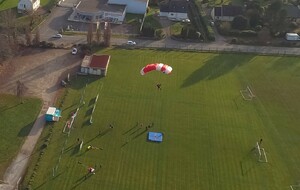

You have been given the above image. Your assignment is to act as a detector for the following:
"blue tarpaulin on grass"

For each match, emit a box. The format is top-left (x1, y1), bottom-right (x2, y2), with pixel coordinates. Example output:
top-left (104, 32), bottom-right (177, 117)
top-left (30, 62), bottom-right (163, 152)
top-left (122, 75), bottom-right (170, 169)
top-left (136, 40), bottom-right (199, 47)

top-left (148, 132), bottom-right (163, 142)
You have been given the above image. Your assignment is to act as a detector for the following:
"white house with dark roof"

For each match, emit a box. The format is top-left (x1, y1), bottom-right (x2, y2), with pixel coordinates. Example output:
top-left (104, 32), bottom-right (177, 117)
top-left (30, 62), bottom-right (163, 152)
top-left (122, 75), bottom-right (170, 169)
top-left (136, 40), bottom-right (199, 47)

top-left (17, 0), bottom-right (40, 13)
top-left (108, 0), bottom-right (149, 14)
top-left (211, 5), bottom-right (243, 21)
top-left (159, 0), bottom-right (189, 21)
top-left (283, 4), bottom-right (300, 22)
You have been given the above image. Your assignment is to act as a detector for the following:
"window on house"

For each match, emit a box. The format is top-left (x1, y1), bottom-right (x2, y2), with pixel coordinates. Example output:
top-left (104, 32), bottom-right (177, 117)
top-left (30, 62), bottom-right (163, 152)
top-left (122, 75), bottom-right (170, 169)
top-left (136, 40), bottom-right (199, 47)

top-left (24, 4), bottom-right (26, 8)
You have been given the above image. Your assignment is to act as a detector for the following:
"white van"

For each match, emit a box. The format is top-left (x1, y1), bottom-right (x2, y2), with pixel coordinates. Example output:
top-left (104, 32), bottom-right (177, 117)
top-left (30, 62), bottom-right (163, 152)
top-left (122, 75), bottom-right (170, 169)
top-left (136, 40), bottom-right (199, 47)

top-left (285, 33), bottom-right (300, 41)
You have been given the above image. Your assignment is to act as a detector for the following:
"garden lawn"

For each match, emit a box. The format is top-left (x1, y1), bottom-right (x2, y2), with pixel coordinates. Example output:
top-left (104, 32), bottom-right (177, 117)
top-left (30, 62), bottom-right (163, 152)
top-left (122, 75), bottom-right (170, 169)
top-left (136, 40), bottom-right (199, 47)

top-left (0, 94), bottom-right (41, 177)
top-left (24, 49), bottom-right (300, 190)
top-left (0, 0), bottom-right (18, 11)
top-left (0, 0), bottom-right (54, 11)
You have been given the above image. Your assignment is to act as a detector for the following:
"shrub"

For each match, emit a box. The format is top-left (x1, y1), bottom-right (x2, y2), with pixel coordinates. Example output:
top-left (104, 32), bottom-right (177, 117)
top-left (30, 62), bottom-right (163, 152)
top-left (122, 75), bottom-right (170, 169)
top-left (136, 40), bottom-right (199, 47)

top-left (232, 15), bottom-right (248, 30)
top-left (142, 26), bottom-right (155, 37)
top-left (240, 30), bottom-right (258, 37)
top-left (41, 143), bottom-right (48, 149)
top-left (155, 29), bottom-right (165, 39)
top-left (181, 26), bottom-right (201, 39)
top-left (255, 25), bottom-right (262, 31)
top-left (289, 22), bottom-right (298, 29)
top-left (231, 38), bottom-right (238, 44)
top-left (218, 22), bottom-right (231, 35)
top-left (46, 42), bottom-right (55, 48)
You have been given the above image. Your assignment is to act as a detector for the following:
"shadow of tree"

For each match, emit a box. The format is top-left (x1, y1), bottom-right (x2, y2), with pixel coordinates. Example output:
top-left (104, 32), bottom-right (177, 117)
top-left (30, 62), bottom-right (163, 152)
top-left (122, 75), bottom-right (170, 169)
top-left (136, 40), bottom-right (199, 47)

top-left (71, 143), bottom-right (81, 156)
top-left (69, 76), bottom-right (102, 90)
top-left (18, 122), bottom-right (34, 137)
top-left (181, 54), bottom-right (254, 88)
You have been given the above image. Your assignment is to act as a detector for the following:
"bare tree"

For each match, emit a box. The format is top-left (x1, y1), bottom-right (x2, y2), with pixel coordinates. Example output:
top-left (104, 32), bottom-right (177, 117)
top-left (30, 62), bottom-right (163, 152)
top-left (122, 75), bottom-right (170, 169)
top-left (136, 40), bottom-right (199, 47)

top-left (34, 26), bottom-right (40, 46)
top-left (0, 9), bottom-right (19, 58)
top-left (16, 80), bottom-right (25, 103)
top-left (25, 26), bottom-right (32, 46)
top-left (0, 35), bottom-right (11, 62)
top-left (87, 22), bottom-right (93, 45)
top-left (103, 22), bottom-right (111, 47)
top-left (95, 22), bottom-right (101, 45)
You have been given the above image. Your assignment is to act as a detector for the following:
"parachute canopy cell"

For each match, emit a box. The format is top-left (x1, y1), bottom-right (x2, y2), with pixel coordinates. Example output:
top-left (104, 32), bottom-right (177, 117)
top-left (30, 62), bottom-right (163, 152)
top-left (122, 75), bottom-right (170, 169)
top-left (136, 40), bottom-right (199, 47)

top-left (140, 63), bottom-right (172, 75)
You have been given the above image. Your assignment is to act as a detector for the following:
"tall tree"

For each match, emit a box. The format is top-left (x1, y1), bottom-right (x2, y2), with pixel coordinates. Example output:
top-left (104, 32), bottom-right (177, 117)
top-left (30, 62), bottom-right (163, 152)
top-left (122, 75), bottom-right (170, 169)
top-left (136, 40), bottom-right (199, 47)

top-left (103, 22), bottom-right (111, 47)
top-left (87, 22), bottom-right (93, 45)
top-left (34, 27), bottom-right (40, 46)
top-left (25, 26), bottom-right (32, 46)
top-left (266, 0), bottom-right (282, 22)
top-left (24, 26), bottom-right (32, 46)
top-left (16, 80), bottom-right (25, 103)
top-left (95, 22), bottom-right (101, 45)
top-left (0, 9), bottom-right (18, 59)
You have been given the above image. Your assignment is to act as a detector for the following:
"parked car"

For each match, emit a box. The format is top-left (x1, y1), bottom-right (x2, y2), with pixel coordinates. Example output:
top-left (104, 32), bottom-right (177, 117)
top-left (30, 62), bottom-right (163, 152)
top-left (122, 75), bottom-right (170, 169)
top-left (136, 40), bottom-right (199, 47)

top-left (126, 41), bottom-right (136, 45)
top-left (181, 19), bottom-right (190, 23)
top-left (71, 48), bottom-right (78, 55)
top-left (52, 34), bottom-right (63, 38)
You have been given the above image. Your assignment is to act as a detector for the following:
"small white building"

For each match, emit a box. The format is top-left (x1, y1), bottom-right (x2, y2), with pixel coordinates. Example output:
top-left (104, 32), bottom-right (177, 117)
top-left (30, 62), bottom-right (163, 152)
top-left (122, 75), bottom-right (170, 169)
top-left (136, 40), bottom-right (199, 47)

top-left (17, 0), bottom-right (40, 13)
top-left (69, 0), bottom-right (126, 24)
top-left (80, 54), bottom-right (110, 76)
top-left (159, 0), bottom-right (189, 21)
top-left (69, 0), bottom-right (149, 24)
top-left (108, 0), bottom-right (149, 14)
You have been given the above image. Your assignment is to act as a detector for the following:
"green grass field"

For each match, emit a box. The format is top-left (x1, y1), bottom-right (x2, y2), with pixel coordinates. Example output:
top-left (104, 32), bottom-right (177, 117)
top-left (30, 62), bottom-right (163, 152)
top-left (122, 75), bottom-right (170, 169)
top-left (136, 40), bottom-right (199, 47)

top-left (23, 49), bottom-right (300, 190)
top-left (0, 94), bottom-right (41, 177)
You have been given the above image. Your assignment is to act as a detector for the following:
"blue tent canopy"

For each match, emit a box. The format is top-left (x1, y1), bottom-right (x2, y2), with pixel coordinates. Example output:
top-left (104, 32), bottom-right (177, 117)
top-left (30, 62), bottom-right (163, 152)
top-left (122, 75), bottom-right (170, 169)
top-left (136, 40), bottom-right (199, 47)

top-left (148, 132), bottom-right (163, 142)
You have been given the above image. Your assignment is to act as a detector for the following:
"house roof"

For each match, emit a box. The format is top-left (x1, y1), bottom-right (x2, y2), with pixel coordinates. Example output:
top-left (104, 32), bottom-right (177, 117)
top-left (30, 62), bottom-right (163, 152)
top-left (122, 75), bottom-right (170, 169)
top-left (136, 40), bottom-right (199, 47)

top-left (214, 5), bottom-right (243, 17)
top-left (108, 0), bottom-right (148, 4)
top-left (283, 5), bottom-right (300, 18)
top-left (160, 0), bottom-right (189, 13)
top-left (81, 55), bottom-right (91, 68)
top-left (89, 55), bottom-right (110, 69)
top-left (77, 0), bottom-right (126, 13)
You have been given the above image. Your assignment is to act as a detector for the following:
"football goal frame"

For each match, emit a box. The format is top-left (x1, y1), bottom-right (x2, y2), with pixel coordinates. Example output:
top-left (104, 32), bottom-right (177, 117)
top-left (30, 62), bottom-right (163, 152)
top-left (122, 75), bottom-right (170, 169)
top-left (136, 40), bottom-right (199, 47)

top-left (240, 86), bottom-right (256, 101)
top-left (290, 181), bottom-right (300, 190)
top-left (290, 185), bottom-right (300, 190)
top-left (62, 108), bottom-right (79, 135)
top-left (255, 142), bottom-right (268, 163)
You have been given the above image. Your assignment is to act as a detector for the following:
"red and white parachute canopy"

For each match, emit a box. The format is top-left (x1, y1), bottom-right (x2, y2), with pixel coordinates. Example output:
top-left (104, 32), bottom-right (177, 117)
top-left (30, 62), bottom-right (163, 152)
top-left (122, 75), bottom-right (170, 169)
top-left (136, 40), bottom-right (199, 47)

top-left (140, 63), bottom-right (172, 75)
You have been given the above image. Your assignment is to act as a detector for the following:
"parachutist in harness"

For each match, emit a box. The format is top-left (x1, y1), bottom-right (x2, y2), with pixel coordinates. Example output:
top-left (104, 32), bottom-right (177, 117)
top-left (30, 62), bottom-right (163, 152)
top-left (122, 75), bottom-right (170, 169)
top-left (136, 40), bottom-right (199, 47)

top-left (156, 83), bottom-right (162, 90)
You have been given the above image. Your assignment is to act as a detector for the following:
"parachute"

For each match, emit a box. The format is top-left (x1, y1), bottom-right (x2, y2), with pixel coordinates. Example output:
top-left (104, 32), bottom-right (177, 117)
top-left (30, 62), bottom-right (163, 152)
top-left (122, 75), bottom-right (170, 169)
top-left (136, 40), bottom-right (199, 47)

top-left (140, 63), bottom-right (172, 75)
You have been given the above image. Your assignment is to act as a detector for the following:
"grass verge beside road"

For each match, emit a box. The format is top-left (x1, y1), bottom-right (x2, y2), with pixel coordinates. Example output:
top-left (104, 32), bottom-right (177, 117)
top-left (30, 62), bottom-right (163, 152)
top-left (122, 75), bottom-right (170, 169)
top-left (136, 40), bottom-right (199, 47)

top-left (0, 0), bottom-right (56, 11)
top-left (0, 94), bottom-right (42, 178)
